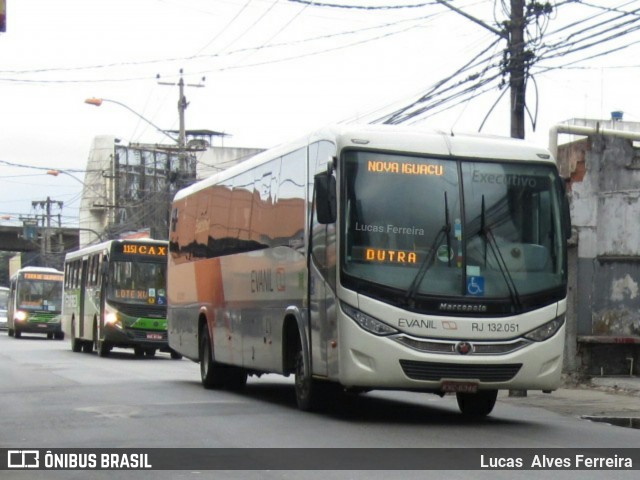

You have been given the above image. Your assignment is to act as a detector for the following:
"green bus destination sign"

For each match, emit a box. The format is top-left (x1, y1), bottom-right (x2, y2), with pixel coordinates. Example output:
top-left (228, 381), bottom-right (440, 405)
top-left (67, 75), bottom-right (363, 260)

top-left (117, 244), bottom-right (167, 257)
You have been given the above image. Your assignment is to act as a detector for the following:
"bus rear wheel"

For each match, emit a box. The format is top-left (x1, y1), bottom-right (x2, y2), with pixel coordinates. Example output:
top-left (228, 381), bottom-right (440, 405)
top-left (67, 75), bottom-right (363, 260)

top-left (456, 390), bottom-right (498, 418)
top-left (199, 325), bottom-right (247, 390)
top-left (199, 326), bottom-right (224, 389)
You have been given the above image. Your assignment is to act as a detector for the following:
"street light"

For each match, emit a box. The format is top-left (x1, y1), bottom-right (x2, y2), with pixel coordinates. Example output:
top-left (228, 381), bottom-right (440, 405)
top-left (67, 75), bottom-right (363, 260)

top-left (46, 169), bottom-right (104, 245)
top-left (84, 97), bottom-right (179, 144)
top-left (47, 169), bottom-right (85, 185)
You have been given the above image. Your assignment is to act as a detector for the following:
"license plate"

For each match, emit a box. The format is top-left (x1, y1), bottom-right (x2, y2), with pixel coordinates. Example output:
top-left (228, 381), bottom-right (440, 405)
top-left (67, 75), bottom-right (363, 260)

top-left (37, 324), bottom-right (48, 328)
top-left (146, 333), bottom-right (162, 340)
top-left (441, 381), bottom-right (478, 393)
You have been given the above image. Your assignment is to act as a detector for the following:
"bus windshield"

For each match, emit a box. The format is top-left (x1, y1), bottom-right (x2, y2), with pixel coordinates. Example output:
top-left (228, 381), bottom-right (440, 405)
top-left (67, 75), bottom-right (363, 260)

top-left (17, 277), bottom-right (63, 312)
top-left (341, 151), bottom-right (566, 310)
top-left (108, 260), bottom-right (167, 306)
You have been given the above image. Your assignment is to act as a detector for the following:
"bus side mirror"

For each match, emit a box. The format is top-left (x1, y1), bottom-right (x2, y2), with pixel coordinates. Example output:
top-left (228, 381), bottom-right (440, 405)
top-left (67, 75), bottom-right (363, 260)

top-left (314, 171), bottom-right (336, 224)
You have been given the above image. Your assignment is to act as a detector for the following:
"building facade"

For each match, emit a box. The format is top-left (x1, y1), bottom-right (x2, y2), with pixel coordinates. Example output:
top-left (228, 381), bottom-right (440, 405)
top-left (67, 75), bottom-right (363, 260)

top-left (555, 117), bottom-right (640, 376)
top-left (79, 135), bottom-right (263, 247)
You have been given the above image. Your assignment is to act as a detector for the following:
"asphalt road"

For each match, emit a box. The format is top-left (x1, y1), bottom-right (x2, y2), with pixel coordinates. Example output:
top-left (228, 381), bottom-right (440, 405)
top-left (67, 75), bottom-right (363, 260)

top-left (0, 331), bottom-right (638, 480)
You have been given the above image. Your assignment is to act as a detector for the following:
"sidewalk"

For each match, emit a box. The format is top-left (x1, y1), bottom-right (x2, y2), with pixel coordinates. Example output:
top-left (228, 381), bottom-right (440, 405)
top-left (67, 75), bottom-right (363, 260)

top-left (498, 375), bottom-right (640, 418)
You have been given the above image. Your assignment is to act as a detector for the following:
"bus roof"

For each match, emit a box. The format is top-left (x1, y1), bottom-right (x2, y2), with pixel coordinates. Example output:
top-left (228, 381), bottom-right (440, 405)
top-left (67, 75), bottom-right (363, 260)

top-left (64, 238), bottom-right (168, 263)
top-left (15, 266), bottom-right (63, 274)
top-left (174, 124), bottom-right (555, 202)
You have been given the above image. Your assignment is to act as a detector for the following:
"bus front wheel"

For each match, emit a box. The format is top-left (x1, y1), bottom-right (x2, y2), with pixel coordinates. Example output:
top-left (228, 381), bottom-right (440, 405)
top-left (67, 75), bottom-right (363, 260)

top-left (94, 323), bottom-right (111, 358)
top-left (456, 390), bottom-right (498, 418)
top-left (71, 321), bottom-right (83, 353)
top-left (294, 347), bottom-right (331, 412)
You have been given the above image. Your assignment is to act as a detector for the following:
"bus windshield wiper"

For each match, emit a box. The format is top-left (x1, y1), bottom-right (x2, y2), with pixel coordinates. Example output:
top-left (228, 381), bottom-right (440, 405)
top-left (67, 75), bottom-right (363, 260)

top-left (480, 195), bottom-right (522, 312)
top-left (405, 192), bottom-right (450, 307)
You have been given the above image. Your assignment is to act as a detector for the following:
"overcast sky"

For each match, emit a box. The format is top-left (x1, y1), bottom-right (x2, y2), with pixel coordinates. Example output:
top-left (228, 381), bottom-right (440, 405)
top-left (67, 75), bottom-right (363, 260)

top-left (2, 0), bottom-right (639, 226)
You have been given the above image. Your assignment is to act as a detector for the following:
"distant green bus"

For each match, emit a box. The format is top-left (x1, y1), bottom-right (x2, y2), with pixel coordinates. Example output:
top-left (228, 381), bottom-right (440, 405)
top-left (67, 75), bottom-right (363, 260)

top-left (63, 239), bottom-right (180, 359)
top-left (7, 267), bottom-right (65, 339)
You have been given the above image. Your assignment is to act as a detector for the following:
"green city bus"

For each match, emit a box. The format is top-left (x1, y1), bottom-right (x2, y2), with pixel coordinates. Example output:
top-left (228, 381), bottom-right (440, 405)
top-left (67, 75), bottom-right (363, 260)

top-left (63, 238), bottom-right (180, 359)
top-left (7, 267), bottom-right (65, 339)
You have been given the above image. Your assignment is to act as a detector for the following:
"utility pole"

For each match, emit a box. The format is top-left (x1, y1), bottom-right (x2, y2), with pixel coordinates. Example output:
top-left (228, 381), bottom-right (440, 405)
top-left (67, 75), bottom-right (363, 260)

top-left (434, 0), bottom-right (530, 139)
top-left (157, 69), bottom-right (205, 186)
top-left (32, 197), bottom-right (63, 267)
top-left (508, 0), bottom-right (526, 139)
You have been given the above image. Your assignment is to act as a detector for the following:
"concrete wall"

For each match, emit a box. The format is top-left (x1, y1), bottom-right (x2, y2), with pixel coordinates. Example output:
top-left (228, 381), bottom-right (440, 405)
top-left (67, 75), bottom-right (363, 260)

top-left (195, 146), bottom-right (264, 180)
top-left (79, 135), bottom-right (116, 248)
top-left (556, 120), bottom-right (640, 375)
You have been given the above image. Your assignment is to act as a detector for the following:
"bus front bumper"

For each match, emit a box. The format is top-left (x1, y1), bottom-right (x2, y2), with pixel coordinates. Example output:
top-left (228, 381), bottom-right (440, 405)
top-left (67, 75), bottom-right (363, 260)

top-left (337, 313), bottom-right (565, 393)
top-left (15, 321), bottom-right (62, 334)
top-left (103, 325), bottom-right (169, 349)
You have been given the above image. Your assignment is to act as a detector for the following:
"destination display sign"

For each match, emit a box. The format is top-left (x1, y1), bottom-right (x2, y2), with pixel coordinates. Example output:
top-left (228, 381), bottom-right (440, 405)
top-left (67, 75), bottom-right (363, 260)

top-left (367, 160), bottom-right (445, 176)
top-left (23, 273), bottom-right (63, 281)
top-left (116, 243), bottom-right (167, 257)
top-left (350, 246), bottom-right (419, 265)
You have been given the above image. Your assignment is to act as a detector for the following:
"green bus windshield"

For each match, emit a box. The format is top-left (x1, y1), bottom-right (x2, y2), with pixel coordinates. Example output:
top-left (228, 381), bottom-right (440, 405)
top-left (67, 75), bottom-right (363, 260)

top-left (107, 260), bottom-right (167, 306)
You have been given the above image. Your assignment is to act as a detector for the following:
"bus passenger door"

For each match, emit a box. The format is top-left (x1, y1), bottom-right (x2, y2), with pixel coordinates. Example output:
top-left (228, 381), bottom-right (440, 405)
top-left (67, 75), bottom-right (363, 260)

top-left (79, 259), bottom-right (88, 338)
top-left (308, 141), bottom-right (338, 379)
top-left (309, 221), bottom-right (338, 379)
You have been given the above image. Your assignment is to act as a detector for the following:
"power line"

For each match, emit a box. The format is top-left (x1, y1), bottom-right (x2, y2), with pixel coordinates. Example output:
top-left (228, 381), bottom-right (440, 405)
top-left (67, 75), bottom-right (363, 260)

top-left (286, 0), bottom-right (437, 9)
top-left (370, 1), bottom-right (640, 134)
top-left (0, 11), bottom-right (441, 83)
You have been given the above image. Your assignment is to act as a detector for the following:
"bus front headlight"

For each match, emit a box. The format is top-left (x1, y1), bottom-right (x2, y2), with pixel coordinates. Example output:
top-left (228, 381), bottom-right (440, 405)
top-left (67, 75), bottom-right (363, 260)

top-left (524, 316), bottom-right (565, 342)
top-left (15, 310), bottom-right (28, 322)
top-left (342, 303), bottom-right (398, 336)
top-left (104, 311), bottom-right (121, 328)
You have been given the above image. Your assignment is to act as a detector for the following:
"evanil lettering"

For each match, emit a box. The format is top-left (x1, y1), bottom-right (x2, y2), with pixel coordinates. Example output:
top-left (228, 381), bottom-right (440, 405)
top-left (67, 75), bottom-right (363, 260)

top-left (367, 160), bottom-right (444, 176)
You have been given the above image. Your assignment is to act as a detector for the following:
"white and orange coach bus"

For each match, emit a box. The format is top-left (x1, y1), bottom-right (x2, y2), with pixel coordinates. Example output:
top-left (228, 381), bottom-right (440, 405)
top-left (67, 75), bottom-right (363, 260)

top-left (167, 124), bottom-right (570, 417)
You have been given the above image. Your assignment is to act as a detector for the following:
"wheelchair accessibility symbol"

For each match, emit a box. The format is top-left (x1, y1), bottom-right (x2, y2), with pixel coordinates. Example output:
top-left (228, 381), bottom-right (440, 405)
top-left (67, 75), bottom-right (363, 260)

top-left (467, 276), bottom-right (484, 296)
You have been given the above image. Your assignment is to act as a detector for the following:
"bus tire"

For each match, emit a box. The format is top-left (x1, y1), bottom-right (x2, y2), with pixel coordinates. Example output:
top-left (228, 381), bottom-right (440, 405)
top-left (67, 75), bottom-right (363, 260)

top-left (8, 328), bottom-right (14, 337)
top-left (456, 389), bottom-right (498, 418)
top-left (94, 324), bottom-right (111, 357)
top-left (82, 342), bottom-right (93, 353)
top-left (71, 321), bottom-right (83, 353)
top-left (14, 329), bottom-right (21, 339)
top-left (54, 332), bottom-right (64, 340)
top-left (134, 347), bottom-right (145, 357)
top-left (97, 340), bottom-right (111, 357)
top-left (199, 326), bottom-right (224, 389)
top-left (294, 347), bottom-right (327, 412)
